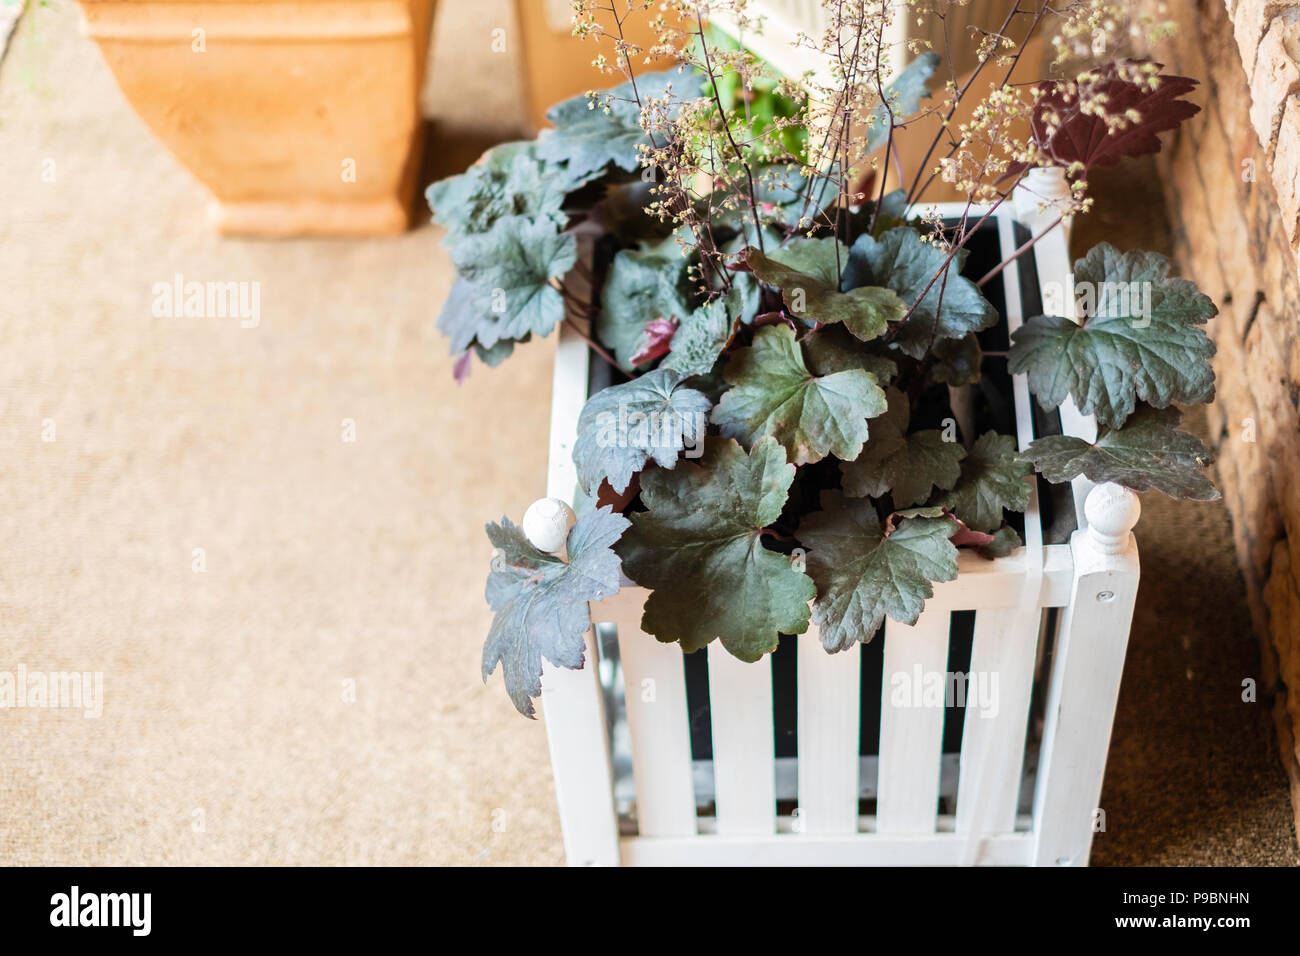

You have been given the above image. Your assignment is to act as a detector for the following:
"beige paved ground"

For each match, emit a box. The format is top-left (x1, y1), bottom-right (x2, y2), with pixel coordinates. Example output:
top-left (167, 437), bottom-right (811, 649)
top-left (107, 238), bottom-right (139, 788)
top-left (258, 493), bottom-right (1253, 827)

top-left (0, 0), bottom-right (562, 865)
top-left (0, 2), bottom-right (1295, 866)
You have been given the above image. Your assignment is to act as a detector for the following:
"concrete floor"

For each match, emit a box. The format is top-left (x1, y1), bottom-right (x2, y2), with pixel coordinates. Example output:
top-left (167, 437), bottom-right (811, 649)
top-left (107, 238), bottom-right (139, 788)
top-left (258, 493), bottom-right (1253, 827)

top-left (0, 0), bottom-right (562, 865)
top-left (0, 1), bottom-right (1294, 866)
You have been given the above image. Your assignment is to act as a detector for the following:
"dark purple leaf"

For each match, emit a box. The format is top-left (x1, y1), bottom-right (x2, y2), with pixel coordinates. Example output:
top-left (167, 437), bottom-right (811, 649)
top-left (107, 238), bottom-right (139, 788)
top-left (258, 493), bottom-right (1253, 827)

top-left (1032, 60), bottom-right (1199, 172)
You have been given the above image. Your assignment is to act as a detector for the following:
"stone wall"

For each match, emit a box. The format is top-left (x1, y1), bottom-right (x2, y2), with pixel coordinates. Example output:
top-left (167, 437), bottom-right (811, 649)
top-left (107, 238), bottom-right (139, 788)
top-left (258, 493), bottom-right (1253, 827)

top-left (1136, 0), bottom-right (1300, 836)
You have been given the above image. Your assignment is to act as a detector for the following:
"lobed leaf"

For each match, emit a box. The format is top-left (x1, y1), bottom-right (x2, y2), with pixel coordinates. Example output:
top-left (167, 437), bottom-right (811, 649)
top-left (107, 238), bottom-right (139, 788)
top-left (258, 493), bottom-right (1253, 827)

top-left (449, 215), bottom-right (577, 349)
top-left (1007, 243), bottom-right (1217, 428)
top-left (931, 333), bottom-right (982, 386)
top-left (426, 140), bottom-right (596, 241)
top-left (864, 53), bottom-right (942, 154)
top-left (598, 241), bottom-right (694, 371)
top-left (845, 226), bottom-right (997, 359)
top-left (1019, 405), bottom-right (1219, 500)
top-left (660, 295), bottom-right (743, 379)
top-left (840, 387), bottom-right (966, 505)
top-left (935, 431), bottom-right (1033, 533)
top-left (616, 437), bottom-right (815, 661)
top-left (482, 507), bottom-right (630, 717)
top-left (711, 325), bottom-right (888, 465)
top-left (538, 70), bottom-right (681, 178)
top-left (573, 369), bottom-right (713, 496)
top-left (1031, 60), bottom-right (1200, 172)
top-left (801, 324), bottom-right (899, 382)
top-left (798, 491), bottom-right (958, 652)
top-left (743, 240), bottom-right (905, 341)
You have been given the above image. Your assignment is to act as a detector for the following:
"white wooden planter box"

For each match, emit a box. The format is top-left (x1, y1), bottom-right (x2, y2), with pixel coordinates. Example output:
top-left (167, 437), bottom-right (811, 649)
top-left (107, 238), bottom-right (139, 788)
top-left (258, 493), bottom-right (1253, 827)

top-left (532, 197), bottom-right (1140, 867)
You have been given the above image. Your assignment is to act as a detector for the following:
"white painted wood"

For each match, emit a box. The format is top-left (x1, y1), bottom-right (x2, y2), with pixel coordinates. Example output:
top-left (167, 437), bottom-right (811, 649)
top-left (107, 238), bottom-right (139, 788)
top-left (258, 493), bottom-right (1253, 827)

top-left (877, 611), bottom-right (951, 834)
top-left (539, 628), bottom-right (621, 866)
top-left (707, 644), bottom-right (777, 836)
top-left (545, 319), bottom-right (591, 506)
top-left (689, 752), bottom-right (968, 803)
top-left (952, 213), bottom-right (1047, 859)
top-left (1013, 172), bottom-right (1097, 524)
top-left (611, 599), bottom-right (698, 838)
top-left (622, 829), bottom-right (1032, 867)
top-left (521, 497), bottom-right (576, 561)
top-left (1032, 484), bottom-right (1141, 866)
top-left (796, 629), bottom-right (861, 835)
top-left (955, 608), bottom-right (1039, 840)
top-left (607, 553), bottom-right (1073, 622)
top-left (531, 196), bottom-right (1134, 867)
top-left (538, 319), bottom-right (621, 866)
top-left (925, 544), bottom-right (1070, 610)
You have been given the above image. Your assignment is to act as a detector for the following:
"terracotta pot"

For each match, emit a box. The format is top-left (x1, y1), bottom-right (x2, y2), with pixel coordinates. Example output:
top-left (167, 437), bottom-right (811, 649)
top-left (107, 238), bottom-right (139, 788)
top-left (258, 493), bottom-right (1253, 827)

top-left (78, 0), bottom-right (436, 236)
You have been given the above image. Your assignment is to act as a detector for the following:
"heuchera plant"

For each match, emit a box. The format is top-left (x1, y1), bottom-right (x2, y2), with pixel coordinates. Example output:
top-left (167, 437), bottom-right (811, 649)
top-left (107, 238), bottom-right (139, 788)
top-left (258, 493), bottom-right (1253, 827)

top-left (429, 0), bottom-right (1221, 717)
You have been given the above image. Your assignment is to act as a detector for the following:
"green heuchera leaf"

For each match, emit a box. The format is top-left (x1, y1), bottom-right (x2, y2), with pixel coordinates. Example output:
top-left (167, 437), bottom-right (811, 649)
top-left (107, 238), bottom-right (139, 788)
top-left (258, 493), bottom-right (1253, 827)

top-left (437, 275), bottom-right (484, 355)
top-left (801, 324), bottom-right (898, 382)
top-left (1019, 405), bottom-right (1219, 500)
top-left (539, 70), bottom-right (680, 178)
top-left (616, 436), bottom-right (815, 661)
top-left (864, 53), bottom-right (941, 153)
top-left (931, 333), bottom-right (982, 386)
top-left (798, 490), bottom-right (959, 652)
top-left (711, 325), bottom-right (887, 465)
top-left (1007, 243), bottom-right (1217, 427)
top-left (660, 295), bottom-right (737, 379)
top-left (935, 431), bottom-right (1033, 532)
top-left (438, 296), bottom-right (525, 372)
top-left (426, 140), bottom-right (593, 240)
top-left (474, 337), bottom-right (519, 367)
top-left (845, 226), bottom-right (998, 359)
top-left (598, 241), bottom-right (693, 371)
top-left (572, 369), bottom-right (713, 495)
top-left (482, 506), bottom-right (630, 717)
top-left (743, 239), bottom-right (905, 340)
top-left (978, 524), bottom-right (1023, 559)
top-left (840, 387), bottom-right (966, 505)
top-left (449, 215), bottom-right (578, 348)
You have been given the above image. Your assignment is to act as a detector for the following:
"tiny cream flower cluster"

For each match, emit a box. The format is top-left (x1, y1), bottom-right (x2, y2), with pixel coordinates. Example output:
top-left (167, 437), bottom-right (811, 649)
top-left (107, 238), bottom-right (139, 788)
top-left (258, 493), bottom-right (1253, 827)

top-left (567, 0), bottom-right (1179, 272)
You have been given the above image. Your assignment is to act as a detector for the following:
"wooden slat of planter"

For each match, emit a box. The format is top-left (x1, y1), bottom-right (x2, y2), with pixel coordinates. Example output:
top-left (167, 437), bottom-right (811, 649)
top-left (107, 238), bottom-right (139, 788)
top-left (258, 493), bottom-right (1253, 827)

top-left (1014, 185), bottom-right (1097, 522)
top-left (707, 644), bottom-right (777, 836)
top-left (539, 627), bottom-right (620, 866)
top-left (620, 830), bottom-right (1033, 867)
top-left (1032, 526), bottom-right (1140, 866)
top-left (605, 557), bottom-right (1073, 622)
top-left (540, 320), bottom-right (620, 866)
top-left (930, 545), bottom-right (1071, 610)
top-left (796, 630), bottom-right (861, 835)
top-left (876, 610), bottom-right (951, 834)
top-left (611, 597), bottom-right (698, 838)
top-left (949, 216), bottom-right (1046, 854)
top-left (954, 607), bottom-right (1040, 841)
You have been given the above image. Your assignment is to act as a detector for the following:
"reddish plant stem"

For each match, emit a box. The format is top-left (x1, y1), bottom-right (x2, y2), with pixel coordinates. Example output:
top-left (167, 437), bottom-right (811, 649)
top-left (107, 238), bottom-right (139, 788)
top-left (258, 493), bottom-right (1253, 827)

top-left (695, 10), bottom-right (766, 254)
top-left (564, 317), bottom-right (622, 372)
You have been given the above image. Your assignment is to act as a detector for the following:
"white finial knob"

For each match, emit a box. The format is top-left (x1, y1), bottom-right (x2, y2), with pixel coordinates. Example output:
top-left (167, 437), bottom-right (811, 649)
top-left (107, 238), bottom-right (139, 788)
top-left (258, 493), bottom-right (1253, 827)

top-left (1014, 166), bottom-right (1074, 238)
top-left (522, 497), bottom-right (576, 556)
top-left (1084, 482), bottom-right (1140, 555)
